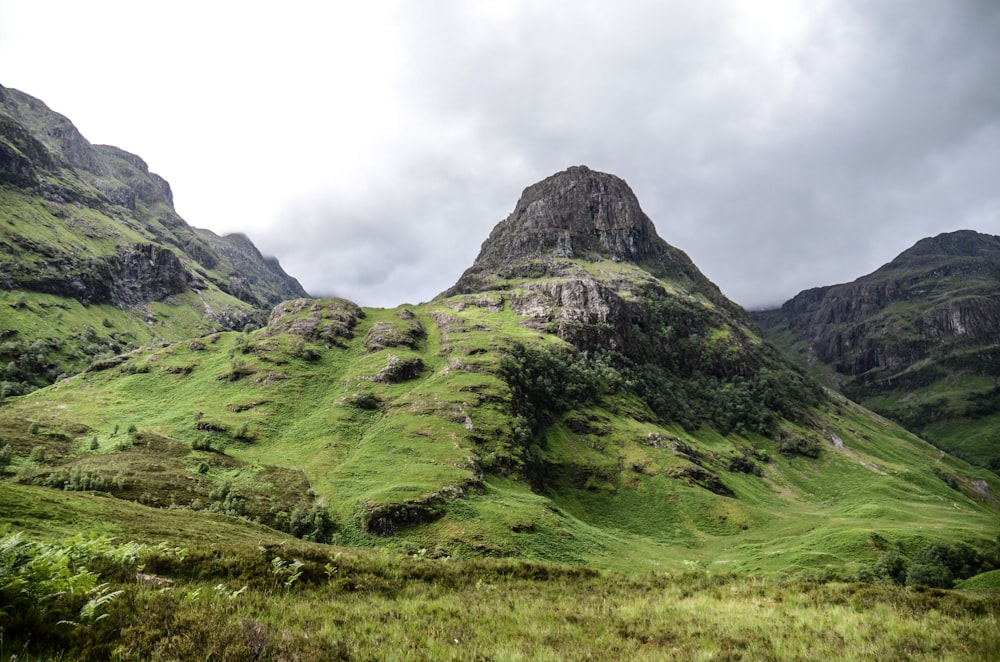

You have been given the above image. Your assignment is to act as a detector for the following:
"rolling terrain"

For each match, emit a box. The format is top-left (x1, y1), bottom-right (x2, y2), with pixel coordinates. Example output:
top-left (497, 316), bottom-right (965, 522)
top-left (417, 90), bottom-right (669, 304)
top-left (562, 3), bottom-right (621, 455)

top-left (2, 167), bottom-right (996, 576)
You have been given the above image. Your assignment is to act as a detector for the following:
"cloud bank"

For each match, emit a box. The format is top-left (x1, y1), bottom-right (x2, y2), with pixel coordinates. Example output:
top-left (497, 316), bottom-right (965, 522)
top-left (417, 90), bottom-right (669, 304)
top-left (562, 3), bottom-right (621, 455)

top-left (2, 0), bottom-right (998, 308)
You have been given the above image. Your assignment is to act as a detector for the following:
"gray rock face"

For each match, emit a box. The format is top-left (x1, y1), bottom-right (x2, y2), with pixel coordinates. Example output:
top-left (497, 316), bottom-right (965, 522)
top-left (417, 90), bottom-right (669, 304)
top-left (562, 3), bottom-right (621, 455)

top-left (0, 85), bottom-right (103, 173)
top-left (447, 166), bottom-right (729, 309)
top-left (195, 230), bottom-right (309, 307)
top-left (105, 244), bottom-right (192, 307)
top-left (766, 230), bottom-right (1000, 377)
top-left (483, 165), bottom-right (661, 264)
top-left (20, 243), bottom-right (192, 306)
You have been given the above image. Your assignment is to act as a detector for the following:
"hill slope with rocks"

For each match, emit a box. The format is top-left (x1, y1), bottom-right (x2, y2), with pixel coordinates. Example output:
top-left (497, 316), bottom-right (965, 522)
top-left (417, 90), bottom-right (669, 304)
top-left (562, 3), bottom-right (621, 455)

top-left (2, 167), bottom-right (996, 578)
top-left (0, 84), bottom-right (307, 395)
top-left (754, 230), bottom-right (1000, 472)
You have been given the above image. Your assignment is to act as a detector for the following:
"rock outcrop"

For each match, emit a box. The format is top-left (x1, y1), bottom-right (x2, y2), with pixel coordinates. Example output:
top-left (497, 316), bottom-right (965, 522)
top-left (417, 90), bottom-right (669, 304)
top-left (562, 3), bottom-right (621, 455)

top-left (266, 298), bottom-right (363, 344)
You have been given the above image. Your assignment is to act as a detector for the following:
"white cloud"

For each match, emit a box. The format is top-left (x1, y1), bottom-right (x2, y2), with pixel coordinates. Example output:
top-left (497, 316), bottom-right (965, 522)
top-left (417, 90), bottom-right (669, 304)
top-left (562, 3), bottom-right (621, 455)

top-left (2, 0), bottom-right (998, 308)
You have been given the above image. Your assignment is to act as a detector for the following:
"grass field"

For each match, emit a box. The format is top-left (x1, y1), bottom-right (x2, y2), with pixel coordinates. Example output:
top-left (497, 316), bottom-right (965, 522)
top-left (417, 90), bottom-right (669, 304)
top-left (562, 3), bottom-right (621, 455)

top-left (1, 530), bottom-right (998, 662)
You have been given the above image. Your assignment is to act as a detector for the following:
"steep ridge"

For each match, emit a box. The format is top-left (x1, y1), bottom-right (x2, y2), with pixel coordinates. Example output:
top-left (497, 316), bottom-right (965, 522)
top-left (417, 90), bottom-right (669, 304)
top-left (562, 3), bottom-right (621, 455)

top-left (0, 168), bottom-right (997, 576)
top-left (0, 84), bottom-right (307, 394)
top-left (754, 230), bottom-right (1000, 471)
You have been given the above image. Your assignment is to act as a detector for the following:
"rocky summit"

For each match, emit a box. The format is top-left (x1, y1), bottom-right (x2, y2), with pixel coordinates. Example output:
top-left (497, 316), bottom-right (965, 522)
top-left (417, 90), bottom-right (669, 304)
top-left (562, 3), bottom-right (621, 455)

top-left (0, 84), bottom-right (307, 310)
top-left (445, 166), bottom-right (753, 364)
top-left (448, 166), bottom-right (726, 306)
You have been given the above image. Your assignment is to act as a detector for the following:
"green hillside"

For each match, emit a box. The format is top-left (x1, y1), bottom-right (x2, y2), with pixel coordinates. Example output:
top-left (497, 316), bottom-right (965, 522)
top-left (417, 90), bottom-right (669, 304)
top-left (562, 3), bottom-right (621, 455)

top-left (2, 286), bottom-right (996, 575)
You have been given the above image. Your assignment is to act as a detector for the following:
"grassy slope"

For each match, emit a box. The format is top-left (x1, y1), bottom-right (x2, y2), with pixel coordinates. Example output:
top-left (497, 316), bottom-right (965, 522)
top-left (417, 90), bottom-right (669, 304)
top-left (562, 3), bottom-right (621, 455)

top-left (2, 282), bottom-right (998, 577)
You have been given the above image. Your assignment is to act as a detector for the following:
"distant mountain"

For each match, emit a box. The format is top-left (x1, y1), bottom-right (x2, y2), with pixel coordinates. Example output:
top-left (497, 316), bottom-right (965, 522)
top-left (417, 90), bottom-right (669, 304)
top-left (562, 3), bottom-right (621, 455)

top-left (0, 83), bottom-right (307, 394)
top-left (754, 230), bottom-right (1000, 471)
top-left (3, 167), bottom-right (995, 574)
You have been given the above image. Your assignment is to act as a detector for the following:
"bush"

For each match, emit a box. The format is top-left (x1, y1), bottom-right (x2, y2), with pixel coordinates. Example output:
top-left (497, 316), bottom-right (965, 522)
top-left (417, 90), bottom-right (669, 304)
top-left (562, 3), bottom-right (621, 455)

top-left (347, 391), bottom-right (382, 410)
top-left (193, 436), bottom-right (224, 454)
top-left (906, 562), bottom-right (953, 588)
top-left (777, 434), bottom-right (821, 458)
top-left (234, 421), bottom-right (251, 440)
top-left (285, 504), bottom-right (336, 543)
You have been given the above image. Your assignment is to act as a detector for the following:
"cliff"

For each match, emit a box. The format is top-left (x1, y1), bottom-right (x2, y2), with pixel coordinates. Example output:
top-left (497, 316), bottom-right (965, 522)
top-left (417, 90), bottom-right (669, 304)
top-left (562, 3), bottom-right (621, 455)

top-left (755, 230), bottom-right (1000, 470)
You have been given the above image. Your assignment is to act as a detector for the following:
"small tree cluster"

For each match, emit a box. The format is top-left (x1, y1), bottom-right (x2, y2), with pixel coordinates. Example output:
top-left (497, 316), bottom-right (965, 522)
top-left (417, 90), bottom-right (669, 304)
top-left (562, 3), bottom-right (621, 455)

top-left (273, 504), bottom-right (336, 543)
top-left (0, 442), bottom-right (13, 469)
top-left (867, 540), bottom-right (1000, 588)
top-left (776, 434), bottom-right (821, 459)
top-left (37, 467), bottom-right (107, 491)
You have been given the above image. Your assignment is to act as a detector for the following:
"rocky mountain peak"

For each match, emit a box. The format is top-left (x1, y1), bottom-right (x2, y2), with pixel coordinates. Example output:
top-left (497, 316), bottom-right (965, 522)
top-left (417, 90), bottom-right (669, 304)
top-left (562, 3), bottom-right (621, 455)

top-left (498, 165), bottom-right (660, 263)
top-left (448, 166), bottom-right (723, 302)
top-left (874, 230), bottom-right (1000, 276)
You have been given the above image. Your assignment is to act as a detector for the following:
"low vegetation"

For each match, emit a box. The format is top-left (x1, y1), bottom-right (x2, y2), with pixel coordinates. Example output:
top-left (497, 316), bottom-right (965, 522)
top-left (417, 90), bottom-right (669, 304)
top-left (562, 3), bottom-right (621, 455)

top-left (1, 531), bottom-right (997, 661)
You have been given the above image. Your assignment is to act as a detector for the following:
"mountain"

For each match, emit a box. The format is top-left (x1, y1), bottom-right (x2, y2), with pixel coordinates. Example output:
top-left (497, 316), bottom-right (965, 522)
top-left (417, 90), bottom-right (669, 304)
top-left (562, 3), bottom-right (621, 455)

top-left (753, 230), bottom-right (1000, 472)
top-left (2, 167), bottom-right (996, 577)
top-left (0, 84), bottom-right (307, 395)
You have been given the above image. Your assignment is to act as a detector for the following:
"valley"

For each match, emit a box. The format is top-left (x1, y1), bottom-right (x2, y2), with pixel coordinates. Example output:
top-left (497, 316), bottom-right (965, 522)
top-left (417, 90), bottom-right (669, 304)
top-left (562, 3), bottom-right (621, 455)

top-left (1, 87), bottom-right (998, 660)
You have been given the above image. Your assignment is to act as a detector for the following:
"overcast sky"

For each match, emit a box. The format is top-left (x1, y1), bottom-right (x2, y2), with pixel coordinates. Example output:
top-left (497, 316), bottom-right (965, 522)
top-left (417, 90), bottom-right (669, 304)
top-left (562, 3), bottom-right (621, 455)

top-left (2, 1), bottom-right (998, 309)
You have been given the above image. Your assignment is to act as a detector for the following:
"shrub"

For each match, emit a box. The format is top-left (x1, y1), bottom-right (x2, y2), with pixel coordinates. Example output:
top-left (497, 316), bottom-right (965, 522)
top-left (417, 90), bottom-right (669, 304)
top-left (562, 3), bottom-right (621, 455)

top-left (192, 436), bottom-right (224, 454)
top-left (348, 391), bottom-right (382, 410)
top-left (869, 540), bottom-right (998, 587)
top-left (286, 504), bottom-right (336, 543)
top-left (234, 421), bottom-right (251, 440)
top-left (29, 445), bottom-right (47, 464)
top-left (933, 467), bottom-right (959, 490)
top-left (873, 551), bottom-right (908, 584)
top-left (218, 359), bottom-right (255, 381)
top-left (777, 434), bottom-right (821, 458)
top-left (906, 562), bottom-right (953, 588)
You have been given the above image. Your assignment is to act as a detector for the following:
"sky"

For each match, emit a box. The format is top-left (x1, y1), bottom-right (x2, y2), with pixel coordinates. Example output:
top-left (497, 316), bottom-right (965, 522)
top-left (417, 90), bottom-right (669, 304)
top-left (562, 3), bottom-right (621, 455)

top-left (1, 1), bottom-right (998, 310)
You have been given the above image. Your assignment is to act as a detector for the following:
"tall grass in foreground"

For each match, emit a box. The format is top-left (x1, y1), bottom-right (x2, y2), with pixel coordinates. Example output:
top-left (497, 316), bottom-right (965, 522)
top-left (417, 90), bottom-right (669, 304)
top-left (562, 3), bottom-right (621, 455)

top-left (2, 534), bottom-right (997, 661)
